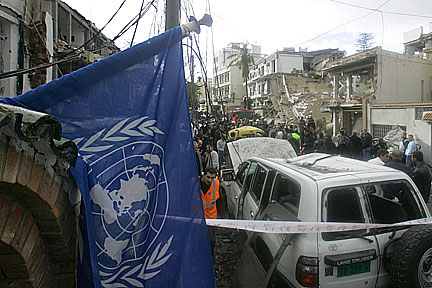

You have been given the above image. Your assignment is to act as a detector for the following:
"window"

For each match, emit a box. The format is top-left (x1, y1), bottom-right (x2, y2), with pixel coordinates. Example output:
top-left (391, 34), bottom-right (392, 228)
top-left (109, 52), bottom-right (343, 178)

top-left (421, 80), bottom-right (425, 102)
top-left (250, 165), bottom-right (268, 203)
top-left (260, 170), bottom-right (276, 211)
top-left (271, 174), bottom-right (301, 216)
top-left (244, 162), bottom-right (258, 192)
top-left (324, 187), bottom-right (364, 223)
top-left (372, 124), bottom-right (406, 139)
top-left (224, 86), bottom-right (229, 96)
top-left (236, 162), bottom-right (249, 188)
top-left (415, 107), bottom-right (432, 120)
top-left (322, 187), bottom-right (365, 241)
top-left (363, 180), bottom-right (425, 230)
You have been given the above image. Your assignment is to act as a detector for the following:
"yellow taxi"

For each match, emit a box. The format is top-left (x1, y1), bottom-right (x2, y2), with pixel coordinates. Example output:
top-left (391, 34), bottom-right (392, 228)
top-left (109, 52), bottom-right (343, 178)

top-left (227, 126), bottom-right (264, 141)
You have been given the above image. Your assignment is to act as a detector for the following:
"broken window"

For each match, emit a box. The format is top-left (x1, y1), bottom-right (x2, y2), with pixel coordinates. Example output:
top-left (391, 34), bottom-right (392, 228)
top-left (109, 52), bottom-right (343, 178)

top-left (250, 165), bottom-right (268, 203)
top-left (260, 170), bottom-right (276, 211)
top-left (271, 174), bottom-right (301, 216)
top-left (236, 162), bottom-right (250, 188)
top-left (323, 187), bottom-right (364, 223)
top-left (244, 162), bottom-right (258, 192)
top-left (363, 180), bottom-right (425, 229)
top-left (322, 186), bottom-right (366, 241)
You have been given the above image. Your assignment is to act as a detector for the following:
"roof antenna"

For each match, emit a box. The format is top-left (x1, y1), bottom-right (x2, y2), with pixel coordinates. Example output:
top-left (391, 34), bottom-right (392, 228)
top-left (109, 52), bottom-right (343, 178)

top-left (181, 14), bottom-right (213, 36)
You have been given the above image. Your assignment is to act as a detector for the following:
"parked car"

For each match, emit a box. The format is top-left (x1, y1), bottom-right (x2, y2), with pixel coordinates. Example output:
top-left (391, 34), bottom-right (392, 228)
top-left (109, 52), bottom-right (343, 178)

top-left (227, 126), bottom-right (265, 141)
top-left (221, 137), bottom-right (297, 216)
top-left (221, 153), bottom-right (432, 288)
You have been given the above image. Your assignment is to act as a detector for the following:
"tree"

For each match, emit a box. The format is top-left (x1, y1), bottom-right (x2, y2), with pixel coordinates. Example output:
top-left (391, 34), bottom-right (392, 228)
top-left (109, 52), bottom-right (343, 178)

top-left (356, 33), bottom-right (375, 53)
top-left (225, 42), bottom-right (255, 109)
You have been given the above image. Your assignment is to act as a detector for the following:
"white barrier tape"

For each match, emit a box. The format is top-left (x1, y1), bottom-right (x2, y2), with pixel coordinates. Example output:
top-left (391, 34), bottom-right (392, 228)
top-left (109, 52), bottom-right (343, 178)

top-left (206, 218), bottom-right (432, 234)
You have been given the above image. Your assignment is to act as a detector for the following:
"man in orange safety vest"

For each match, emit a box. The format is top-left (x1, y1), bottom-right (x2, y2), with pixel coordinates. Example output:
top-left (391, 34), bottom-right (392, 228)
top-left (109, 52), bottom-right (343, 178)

top-left (200, 167), bottom-right (226, 256)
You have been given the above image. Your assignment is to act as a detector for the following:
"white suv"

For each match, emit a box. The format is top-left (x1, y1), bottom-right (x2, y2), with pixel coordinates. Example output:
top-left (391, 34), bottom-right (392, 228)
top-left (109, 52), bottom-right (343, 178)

top-left (221, 153), bottom-right (431, 288)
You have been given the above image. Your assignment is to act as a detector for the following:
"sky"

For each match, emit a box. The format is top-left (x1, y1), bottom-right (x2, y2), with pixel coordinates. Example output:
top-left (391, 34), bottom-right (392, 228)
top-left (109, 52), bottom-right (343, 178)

top-left (63, 0), bottom-right (432, 72)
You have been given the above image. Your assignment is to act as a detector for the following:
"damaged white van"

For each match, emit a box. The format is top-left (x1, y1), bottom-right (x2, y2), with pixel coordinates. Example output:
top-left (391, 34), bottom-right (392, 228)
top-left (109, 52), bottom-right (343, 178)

top-left (221, 153), bottom-right (432, 288)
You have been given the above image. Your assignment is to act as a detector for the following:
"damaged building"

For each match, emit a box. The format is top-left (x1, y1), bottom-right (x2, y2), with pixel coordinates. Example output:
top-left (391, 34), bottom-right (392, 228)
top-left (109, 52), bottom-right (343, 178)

top-left (0, 0), bottom-right (119, 97)
top-left (212, 43), bottom-right (262, 112)
top-left (324, 45), bottom-right (432, 162)
top-left (246, 48), bottom-right (343, 125)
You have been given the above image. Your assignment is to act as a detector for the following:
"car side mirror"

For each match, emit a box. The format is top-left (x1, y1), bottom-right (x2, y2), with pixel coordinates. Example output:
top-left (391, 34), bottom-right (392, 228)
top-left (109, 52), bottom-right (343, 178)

top-left (221, 169), bottom-right (235, 181)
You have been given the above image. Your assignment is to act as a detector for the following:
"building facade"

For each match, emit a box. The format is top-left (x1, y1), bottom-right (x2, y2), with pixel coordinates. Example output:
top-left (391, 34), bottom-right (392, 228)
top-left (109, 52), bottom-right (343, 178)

top-left (0, 0), bottom-right (118, 97)
top-left (212, 43), bottom-right (262, 112)
top-left (324, 46), bottom-right (432, 162)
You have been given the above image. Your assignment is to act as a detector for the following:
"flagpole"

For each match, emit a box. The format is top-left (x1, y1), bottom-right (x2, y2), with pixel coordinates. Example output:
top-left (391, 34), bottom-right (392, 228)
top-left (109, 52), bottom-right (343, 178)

top-left (165, 0), bottom-right (180, 31)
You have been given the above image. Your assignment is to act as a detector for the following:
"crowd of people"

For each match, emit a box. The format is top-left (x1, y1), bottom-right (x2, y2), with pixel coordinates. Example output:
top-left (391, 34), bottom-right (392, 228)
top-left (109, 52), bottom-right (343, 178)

top-left (193, 114), bottom-right (432, 256)
top-left (366, 131), bottom-right (431, 203)
top-left (191, 115), bottom-right (390, 168)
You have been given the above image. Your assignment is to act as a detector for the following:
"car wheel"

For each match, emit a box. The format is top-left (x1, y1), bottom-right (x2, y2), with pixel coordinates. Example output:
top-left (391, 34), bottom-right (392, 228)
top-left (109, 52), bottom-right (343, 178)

top-left (391, 225), bottom-right (432, 288)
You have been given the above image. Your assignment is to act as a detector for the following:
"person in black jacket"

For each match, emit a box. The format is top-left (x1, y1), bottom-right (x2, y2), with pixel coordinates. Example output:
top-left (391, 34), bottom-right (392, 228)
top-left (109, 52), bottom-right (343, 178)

top-left (314, 132), bottom-right (328, 153)
top-left (325, 134), bottom-right (336, 154)
top-left (412, 151), bottom-right (431, 203)
top-left (385, 150), bottom-right (413, 178)
top-left (337, 129), bottom-right (352, 157)
top-left (350, 132), bottom-right (362, 159)
top-left (360, 129), bottom-right (373, 161)
top-left (301, 129), bottom-right (316, 154)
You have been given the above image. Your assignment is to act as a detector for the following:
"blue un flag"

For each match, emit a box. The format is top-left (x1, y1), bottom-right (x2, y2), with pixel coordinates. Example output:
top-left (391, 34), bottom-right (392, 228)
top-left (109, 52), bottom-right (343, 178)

top-left (1, 27), bottom-right (215, 288)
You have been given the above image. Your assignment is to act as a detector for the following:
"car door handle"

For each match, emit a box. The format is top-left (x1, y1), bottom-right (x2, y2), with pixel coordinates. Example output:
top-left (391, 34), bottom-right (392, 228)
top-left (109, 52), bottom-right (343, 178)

top-left (250, 211), bottom-right (254, 218)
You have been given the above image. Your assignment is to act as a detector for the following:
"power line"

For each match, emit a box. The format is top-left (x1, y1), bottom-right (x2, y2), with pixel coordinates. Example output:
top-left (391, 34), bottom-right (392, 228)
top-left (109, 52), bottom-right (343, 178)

top-left (130, 0), bottom-right (147, 47)
top-left (329, 0), bottom-right (432, 19)
top-left (111, 0), bottom-right (156, 43)
top-left (58, 0), bottom-right (128, 60)
top-left (295, 0), bottom-right (391, 47)
top-left (0, 55), bottom-right (80, 80)
top-left (0, 0), bottom-right (160, 80)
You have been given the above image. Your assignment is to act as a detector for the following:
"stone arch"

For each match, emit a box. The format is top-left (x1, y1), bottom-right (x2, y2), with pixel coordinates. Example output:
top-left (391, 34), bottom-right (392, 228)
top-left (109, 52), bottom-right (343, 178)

top-left (0, 140), bottom-right (78, 287)
top-left (0, 195), bottom-right (50, 287)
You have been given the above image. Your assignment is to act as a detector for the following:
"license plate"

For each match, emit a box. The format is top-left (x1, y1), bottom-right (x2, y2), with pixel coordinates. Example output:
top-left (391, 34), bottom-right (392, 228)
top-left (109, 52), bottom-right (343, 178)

top-left (337, 261), bottom-right (370, 277)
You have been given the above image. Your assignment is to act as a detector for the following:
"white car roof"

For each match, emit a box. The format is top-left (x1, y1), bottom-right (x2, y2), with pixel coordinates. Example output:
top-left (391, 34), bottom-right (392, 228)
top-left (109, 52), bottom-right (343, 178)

top-left (227, 137), bottom-right (297, 173)
top-left (250, 153), bottom-right (408, 182)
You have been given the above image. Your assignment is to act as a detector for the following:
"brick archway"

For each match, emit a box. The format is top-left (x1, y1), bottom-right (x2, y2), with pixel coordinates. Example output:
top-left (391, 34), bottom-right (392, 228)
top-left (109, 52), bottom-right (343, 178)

top-left (0, 195), bottom-right (50, 287)
top-left (0, 105), bottom-right (79, 288)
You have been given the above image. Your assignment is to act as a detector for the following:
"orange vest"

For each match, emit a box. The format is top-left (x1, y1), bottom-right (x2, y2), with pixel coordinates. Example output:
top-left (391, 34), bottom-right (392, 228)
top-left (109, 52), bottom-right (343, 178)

top-left (201, 179), bottom-right (220, 219)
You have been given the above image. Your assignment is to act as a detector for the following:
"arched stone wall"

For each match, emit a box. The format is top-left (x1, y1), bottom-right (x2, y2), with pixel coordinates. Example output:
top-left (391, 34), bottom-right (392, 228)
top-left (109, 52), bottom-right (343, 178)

top-left (0, 143), bottom-right (77, 287)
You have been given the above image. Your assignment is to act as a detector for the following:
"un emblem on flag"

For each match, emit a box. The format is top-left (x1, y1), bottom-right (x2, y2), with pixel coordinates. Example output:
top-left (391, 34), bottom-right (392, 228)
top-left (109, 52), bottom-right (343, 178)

top-left (77, 117), bottom-right (173, 286)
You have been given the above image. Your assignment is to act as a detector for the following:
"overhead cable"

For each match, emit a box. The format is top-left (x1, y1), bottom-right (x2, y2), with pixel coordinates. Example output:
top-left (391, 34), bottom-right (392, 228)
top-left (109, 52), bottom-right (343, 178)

top-left (0, 55), bottom-right (80, 80)
top-left (130, 0), bottom-right (147, 47)
top-left (329, 0), bottom-right (432, 19)
top-left (295, 0), bottom-right (391, 47)
top-left (112, 0), bottom-right (156, 43)
top-left (58, 0), bottom-right (128, 60)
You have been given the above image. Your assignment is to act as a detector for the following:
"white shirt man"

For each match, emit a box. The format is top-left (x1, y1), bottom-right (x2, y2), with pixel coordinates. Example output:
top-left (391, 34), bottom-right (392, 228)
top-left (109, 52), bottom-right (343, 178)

top-left (367, 149), bottom-right (389, 166)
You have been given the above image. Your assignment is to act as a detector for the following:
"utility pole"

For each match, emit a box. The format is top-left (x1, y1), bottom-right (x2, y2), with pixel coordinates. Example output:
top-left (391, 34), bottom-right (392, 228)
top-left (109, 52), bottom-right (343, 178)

top-left (165, 0), bottom-right (180, 31)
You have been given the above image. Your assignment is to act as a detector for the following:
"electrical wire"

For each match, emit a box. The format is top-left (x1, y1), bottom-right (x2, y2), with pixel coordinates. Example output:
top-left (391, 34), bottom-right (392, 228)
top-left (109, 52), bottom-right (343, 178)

top-left (58, 0), bottom-right (128, 60)
top-left (208, 0), bottom-right (223, 116)
top-left (111, 0), bottom-right (156, 43)
top-left (0, 0), bottom-right (159, 80)
top-left (0, 55), bottom-right (80, 80)
top-left (130, 0), bottom-right (147, 47)
top-left (295, 0), bottom-right (391, 47)
top-left (30, 21), bottom-right (63, 77)
top-left (329, 0), bottom-right (432, 19)
top-left (183, 42), bottom-right (216, 118)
